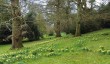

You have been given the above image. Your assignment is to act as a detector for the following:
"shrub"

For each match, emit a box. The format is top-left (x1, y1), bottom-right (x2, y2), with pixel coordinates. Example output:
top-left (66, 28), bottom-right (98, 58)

top-left (0, 61), bottom-right (3, 64)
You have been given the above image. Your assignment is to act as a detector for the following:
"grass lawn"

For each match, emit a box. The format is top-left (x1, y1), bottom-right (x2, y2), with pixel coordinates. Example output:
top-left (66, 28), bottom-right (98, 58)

top-left (0, 29), bottom-right (110, 64)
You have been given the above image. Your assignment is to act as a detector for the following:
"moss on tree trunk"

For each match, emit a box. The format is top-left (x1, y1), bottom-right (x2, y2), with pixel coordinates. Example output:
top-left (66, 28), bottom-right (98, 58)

top-left (55, 0), bottom-right (61, 37)
top-left (11, 0), bottom-right (23, 49)
top-left (75, 0), bottom-right (82, 36)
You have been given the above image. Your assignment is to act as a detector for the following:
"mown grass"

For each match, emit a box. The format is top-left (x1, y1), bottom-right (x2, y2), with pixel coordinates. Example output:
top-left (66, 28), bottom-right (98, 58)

top-left (0, 29), bottom-right (110, 64)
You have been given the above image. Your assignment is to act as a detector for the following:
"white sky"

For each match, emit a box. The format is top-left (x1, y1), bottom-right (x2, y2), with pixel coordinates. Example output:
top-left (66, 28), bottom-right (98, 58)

top-left (34, 0), bottom-right (110, 6)
top-left (21, 0), bottom-right (109, 14)
top-left (96, 0), bottom-right (110, 5)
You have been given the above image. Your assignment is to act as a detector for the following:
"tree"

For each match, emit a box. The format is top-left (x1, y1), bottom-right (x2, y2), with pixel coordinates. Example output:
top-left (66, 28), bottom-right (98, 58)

top-left (64, 0), bottom-right (71, 34)
top-left (75, 0), bottom-right (82, 36)
top-left (89, 0), bottom-right (95, 10)
top-left (11, 0), bottom-right (23, 49)
top-left (47, 0), bottom-right (63, 37)
top-left (25, 12), bottom-right (41, 40)
top-left (54, 0), bottom-right (62, 37)
top-left (0, 0), bottom-right (12, 23)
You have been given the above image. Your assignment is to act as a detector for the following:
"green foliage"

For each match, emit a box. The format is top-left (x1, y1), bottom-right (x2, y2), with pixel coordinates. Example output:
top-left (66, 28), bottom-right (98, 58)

top-left (98, 2), bottom-right (110, 13)
top-left (0, 22), bottom-right (12, 44)
top-left (24, 12), bottom-right (42, 40)
top-left (0, 2), bottom-right (12, 23)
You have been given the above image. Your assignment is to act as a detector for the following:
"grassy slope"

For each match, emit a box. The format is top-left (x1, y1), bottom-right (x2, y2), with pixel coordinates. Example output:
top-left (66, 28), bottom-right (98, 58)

top-left (0, 36), bottom-right (56, 54)
top-left (25, 29), bottom-right (110, 64)
top-left (0, 29), bottom-right (110, 64)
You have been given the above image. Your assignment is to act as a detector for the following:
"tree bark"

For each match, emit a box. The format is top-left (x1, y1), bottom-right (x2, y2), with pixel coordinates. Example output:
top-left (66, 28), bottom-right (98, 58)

top-left (75, 0), bottom-right (82, 36)
top-left (65, 0), bottom-right (71, 34)
top-left (55, 21), bottom-right (61, 37)
top-left (11, 0), bottom-right (23, 49)
top-left (55, 0), bottom-right (61, 37)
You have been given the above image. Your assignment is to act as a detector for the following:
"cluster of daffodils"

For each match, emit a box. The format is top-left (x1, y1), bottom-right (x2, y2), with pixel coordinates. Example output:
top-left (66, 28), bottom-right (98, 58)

top-left (0, 48), bottom-right (36, 64)
top-left (97, 46), bottom-right (110, 55)
top-left (91, 37), bottom-right (98, 41)
top-left (0, 46), bottom-right (76, 64)
top-left (81, 47), bottom-right (91, 52)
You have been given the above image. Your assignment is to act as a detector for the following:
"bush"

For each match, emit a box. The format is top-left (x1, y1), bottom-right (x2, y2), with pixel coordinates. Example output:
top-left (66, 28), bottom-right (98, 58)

top-left (0, 22), bottom-right (12, 44)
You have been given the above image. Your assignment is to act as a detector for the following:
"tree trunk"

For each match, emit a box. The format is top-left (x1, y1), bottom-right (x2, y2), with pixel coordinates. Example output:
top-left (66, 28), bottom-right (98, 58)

top-left (75, 22), bottom-right (81, 36)
top-left (11, 0), bottom-right (23, 49)
top-left (75, 0), bottom-right (82, 36)
top-left (65, 0), bottom-right (71, 34)
top-left (55, 0), bottom-right (61, 37)
top-left (55, 21), bottom-right (61, 37)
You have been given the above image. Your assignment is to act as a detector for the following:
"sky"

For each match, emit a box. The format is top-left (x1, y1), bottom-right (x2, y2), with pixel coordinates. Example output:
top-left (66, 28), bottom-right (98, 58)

top-left (21, 0), bottom-right (110, 14)
top-left (35, 0), bottom-right (109, 4)
top-left (96, 0), bottom-right (109, 5)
